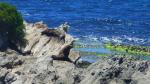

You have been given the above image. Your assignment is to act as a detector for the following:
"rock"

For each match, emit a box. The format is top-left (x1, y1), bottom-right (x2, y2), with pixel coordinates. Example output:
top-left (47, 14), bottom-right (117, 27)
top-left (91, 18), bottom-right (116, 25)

top-left (69, 50), bottom-right (81, 63)
top-left (0, 68), bottom-right (9, 84)
top-left (34, 21), bottom-right (48, 29)
top-left (58, 22), bottom-right (70, 32)
top-left (4, 72), bottom-right (17, 84)
top-left (136, 61), bottom-right (148, 72)
top-left (76, 59), bottom-right (91, 68)
top-left (0, 21), bottom-right (77, 84)
top-left (1, 21), bottom-right (150, 84)
top-left (79, 56), bottom-right (150, 84)
top-left (24, 22), bottom-right (74, 60)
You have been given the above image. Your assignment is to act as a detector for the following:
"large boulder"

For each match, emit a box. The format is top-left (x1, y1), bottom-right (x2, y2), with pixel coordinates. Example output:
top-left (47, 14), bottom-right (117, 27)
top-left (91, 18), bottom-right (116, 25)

top-left (24, 22), bottom-right (74, 61)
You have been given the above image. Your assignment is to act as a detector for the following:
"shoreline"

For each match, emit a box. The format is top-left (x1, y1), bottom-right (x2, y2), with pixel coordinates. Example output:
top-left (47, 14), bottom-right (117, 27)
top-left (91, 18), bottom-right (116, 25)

top-left (0, 21), bottom-right (150, 84)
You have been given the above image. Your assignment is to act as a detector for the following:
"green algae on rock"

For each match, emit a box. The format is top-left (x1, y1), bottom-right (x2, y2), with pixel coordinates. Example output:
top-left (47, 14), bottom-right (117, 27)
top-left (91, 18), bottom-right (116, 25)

top-left (104, 43), bottom-right (150, 56)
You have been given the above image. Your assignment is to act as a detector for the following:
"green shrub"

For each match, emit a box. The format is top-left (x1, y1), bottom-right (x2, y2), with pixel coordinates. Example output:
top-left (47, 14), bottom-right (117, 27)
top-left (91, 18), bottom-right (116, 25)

top-left (0, 3), bottom-right (27, 48)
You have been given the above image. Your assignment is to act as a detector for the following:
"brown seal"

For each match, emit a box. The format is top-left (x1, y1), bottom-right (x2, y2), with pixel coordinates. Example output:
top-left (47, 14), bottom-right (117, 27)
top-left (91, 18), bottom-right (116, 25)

top-left (51, 44), bottom-right (73, 63)
top-left (41, 29), bottom-right (65, 40)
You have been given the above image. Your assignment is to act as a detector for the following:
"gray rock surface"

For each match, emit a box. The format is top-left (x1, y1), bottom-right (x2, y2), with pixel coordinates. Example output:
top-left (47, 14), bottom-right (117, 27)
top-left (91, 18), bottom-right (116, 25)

top-left (0, 22), bottom-right (150, 84)
top-left (80, 55), bottom-right (150, 84)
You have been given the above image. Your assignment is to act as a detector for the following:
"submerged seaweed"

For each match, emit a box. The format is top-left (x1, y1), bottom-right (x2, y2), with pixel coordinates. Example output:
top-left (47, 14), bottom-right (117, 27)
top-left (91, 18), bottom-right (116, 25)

top-left (104, 43), bottom-right (150, 56)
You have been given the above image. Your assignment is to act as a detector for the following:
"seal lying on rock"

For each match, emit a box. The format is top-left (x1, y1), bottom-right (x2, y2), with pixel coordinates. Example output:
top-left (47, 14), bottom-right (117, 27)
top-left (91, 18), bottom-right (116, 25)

top-left (41, 29), bottom-right (65, 40)
top-left (41, 23), bottom-right (69, 40)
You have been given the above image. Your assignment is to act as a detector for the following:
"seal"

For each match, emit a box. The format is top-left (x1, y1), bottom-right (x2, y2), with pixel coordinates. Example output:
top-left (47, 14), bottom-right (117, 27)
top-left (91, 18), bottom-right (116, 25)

top-left (51, 44), bottom-right (73, 63)
top-left (41, 29), bottom-right (65, 41)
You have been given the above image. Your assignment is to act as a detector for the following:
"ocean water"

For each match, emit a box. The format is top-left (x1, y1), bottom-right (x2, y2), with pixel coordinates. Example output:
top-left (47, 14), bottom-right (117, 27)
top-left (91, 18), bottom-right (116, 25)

top-left (1, 0), bottom-right (150, 61)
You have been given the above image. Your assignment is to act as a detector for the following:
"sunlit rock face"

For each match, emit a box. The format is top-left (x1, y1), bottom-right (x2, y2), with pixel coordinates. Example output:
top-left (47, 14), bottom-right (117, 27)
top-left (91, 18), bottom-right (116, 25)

top-left (24, 21), bottom-right (74, 58)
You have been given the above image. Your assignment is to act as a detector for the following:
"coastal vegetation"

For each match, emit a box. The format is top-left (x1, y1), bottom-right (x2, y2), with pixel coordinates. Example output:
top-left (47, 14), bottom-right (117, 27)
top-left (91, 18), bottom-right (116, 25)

top-left (0, 3), bottom-right (27, 49)
top-left (104, 43), bottom-right (150, 56)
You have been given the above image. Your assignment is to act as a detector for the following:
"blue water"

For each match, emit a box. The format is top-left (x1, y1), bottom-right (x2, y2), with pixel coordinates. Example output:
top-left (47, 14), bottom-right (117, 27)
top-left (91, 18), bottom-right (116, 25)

top-left (1, 0), bottom-right (150, 46)
top-left (1, 0), bottom-right (150, 61)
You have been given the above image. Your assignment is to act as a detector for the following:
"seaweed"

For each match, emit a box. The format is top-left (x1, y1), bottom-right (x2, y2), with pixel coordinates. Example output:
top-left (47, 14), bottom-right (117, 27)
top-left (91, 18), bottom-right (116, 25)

top-left (104, 43), bottom-right (150, 56)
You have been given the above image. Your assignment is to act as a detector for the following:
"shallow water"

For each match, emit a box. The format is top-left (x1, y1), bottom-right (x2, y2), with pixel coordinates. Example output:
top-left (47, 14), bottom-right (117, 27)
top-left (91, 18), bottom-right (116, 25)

top-left (1, 0), bottom-right (150, 62)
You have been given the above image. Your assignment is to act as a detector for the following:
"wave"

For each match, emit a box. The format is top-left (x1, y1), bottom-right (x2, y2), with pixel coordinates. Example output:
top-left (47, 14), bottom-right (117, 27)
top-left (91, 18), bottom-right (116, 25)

top-left (101, 36), bottom-right (149, 46)
top-left (75, 35), bottom-right (150, 46)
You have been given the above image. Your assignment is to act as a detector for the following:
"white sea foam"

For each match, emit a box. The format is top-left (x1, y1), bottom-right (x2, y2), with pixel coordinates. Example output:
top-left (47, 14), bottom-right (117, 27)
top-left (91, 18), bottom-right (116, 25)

top-left (123, 35), bottom-right (145, 43)
top-left (99, 35), bottom-right (146, 45)
top-left (75, 34), bottom-right (148, 46)
top-left (100, 37), bottom-right (110, 42)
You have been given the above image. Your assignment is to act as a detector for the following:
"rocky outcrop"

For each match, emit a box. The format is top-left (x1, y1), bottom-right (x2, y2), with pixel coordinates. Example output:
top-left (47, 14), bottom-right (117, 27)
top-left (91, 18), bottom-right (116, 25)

top-left (0, 21), bottom-right (80, 84)
top-left (78, 55), bottom-right (150, 84)
top-left (1, 21), bottom-right (150, 84)
top-left (23, 21), bottom-right (73, 59)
